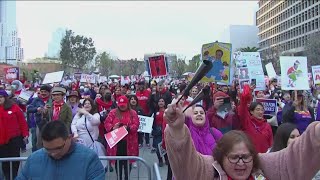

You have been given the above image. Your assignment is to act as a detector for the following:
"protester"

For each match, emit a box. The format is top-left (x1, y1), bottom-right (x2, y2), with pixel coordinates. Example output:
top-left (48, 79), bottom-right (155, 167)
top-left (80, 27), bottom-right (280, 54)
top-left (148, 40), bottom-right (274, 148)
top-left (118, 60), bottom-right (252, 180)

top-left (270, 123), bottom-right (300, 152)
top-left (185, 105), bottom-right (222, 155)
top-left (207, 91), bottom-right (239, 134)
top-left (26, 88), bottom-right (38, 152)
top-left (238, 84), bottom-right (273, 153)
top-left (104, 95), bottom-right (140, 180)
top-left (283, 90), bottom-right (315, 134)
top-left (149, 80), bottom-right (173, 114)
top-left (0, 90), bottom-right (29, 180)
top-left (164, 97), bottom-right (320, 180)
top-left (67, 90), bottom-right (82, 118)
top-left (16, 121), bottom-right (105, 180)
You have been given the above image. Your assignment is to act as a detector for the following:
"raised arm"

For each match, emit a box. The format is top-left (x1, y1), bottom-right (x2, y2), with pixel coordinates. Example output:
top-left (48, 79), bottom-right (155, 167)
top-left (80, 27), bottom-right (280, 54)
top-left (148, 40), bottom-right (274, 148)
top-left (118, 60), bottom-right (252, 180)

top-left (237, 84), bottom-right (252, 128)
top-left (86, 113), bottom-right (101, 126)
top-left (164, 98), bottom-right (215, 180)
top-left (259, 122), bottom-right (320, 180)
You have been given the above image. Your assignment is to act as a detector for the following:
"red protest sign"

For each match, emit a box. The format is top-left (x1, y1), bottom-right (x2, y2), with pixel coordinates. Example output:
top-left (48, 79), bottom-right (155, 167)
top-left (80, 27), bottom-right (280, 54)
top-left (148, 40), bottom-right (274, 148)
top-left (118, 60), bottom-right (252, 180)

top-left (104, 126), bottom-right (128, 149)
top-left (148, 55), bottom-right (168, 77)
top-left (4, 67), bottom-right (19, 83)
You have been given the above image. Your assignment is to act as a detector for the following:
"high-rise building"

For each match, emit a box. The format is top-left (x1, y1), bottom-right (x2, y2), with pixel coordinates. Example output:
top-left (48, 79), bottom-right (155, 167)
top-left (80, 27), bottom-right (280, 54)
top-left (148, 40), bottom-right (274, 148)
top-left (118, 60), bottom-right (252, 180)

top-left (46, 28), bottom-right (66, 58)
top-left (0, 0), bottom-right (24, 65)
top-left (256, 0), bottom-right (320, 58)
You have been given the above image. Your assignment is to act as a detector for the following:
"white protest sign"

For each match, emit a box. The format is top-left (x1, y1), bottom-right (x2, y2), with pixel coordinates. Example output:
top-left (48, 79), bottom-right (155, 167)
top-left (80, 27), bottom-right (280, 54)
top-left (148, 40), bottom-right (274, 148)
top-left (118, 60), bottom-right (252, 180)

top-left (138, 115), bottom-right (154, 133)
top-left (265, 63), bottom-right (277, 79)
top-left (80, 74), bottom-right (96, 84)
top-left (158, 141), bottom-right (167, 157)
top-left (280, 56), bottom-right (309, 90)
top-left (18, 90), bottom-right (34, 102)
top-left (42, 71), bottom-right (64, 84)
top-left (99, 76), bottom-right (107, 83)
top-left (312, 65), bottom-right (320, 85)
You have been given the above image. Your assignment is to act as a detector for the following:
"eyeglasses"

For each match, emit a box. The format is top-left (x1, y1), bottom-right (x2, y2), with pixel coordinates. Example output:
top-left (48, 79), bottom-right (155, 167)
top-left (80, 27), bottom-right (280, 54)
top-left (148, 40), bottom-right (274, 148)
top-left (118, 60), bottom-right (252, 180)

top-left (44, 141), bottom-right (66, 154)
top-left (227, 154), bottom-right (253, 164)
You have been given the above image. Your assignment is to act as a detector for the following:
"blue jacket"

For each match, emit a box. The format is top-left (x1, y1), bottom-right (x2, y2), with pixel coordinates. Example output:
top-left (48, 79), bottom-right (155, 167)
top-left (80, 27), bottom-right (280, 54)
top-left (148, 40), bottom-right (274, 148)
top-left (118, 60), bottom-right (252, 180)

top-left (16, 142), bottom-right (105, 180)
top-left (27, 97), bottom-right (52, 129)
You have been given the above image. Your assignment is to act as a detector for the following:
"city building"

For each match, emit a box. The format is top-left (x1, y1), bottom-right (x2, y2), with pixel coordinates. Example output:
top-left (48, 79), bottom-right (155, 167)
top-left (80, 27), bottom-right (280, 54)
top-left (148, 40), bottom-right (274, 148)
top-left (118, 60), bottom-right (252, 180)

top-left (46, 28), bottom-right (66, 58)
top-left (256, 0), bottom-right (320, 58)
top-left (0, 0), bottom-right (24, 65)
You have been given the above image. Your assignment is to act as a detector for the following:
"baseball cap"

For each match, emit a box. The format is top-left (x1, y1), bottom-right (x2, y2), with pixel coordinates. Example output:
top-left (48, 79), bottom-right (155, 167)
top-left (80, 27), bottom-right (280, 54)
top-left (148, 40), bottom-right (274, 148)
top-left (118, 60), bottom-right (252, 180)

top-left (117, 95), bottom-right (128, 107)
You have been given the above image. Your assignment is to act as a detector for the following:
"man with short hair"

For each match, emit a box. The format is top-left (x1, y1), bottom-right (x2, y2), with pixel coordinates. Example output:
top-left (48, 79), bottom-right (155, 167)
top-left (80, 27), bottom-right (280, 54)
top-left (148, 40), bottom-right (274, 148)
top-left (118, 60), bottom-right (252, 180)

top-left (16, 121), bottom-right (105, 180)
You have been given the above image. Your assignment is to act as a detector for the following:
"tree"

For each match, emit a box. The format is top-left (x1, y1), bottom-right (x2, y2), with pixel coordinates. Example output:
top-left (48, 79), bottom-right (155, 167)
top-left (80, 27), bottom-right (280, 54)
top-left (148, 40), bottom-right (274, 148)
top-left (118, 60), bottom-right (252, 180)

top-left (239, 46), bottom-right (260, 52)
top-left (60, 30), bottom-right (97, 71)
top-left (304, 32), bottom-right (320, 71)
top-left (186, 54), bottom-right (201, 72)
top-left (95, 52), bottom-right (114, 76)
top-left (260, 44), bottom-right (283, 74)
top-left (171, 58), bottom-right (187, 78)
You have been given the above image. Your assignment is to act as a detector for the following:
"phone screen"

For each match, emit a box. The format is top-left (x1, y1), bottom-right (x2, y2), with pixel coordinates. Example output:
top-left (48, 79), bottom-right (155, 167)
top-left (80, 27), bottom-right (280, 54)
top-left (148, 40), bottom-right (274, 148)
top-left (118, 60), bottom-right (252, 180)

top-left (251, 79), bottom-right (256, 86)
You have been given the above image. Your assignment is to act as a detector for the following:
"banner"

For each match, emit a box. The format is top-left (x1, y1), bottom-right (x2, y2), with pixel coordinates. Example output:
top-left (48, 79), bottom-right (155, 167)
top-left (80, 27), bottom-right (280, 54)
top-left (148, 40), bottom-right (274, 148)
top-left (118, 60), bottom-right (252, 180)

top-left (236, 52), bottom-right (265, 91)
top-left (147, 55), bottom-right (168, 77)
top-left (256, 98), bottom-right (277, 116)
top-left (265, 63), bottom-right (277, 79)
top-left (280, 56), bottom-right (309, 90)
top-left (104, 126), bottom-right (128, 149)
top-left (138, 115), bottom-right (154, 133)
top-left (4, 67), bottom-right (19, 83)
top-left (42, 71), bottom-right (64, 84)
top-left (80, 74), bottom-right (96, 84)
top-left (202, 42), bottom-right (232, 83)
top-left (312, 65), bottom-right (320, 85)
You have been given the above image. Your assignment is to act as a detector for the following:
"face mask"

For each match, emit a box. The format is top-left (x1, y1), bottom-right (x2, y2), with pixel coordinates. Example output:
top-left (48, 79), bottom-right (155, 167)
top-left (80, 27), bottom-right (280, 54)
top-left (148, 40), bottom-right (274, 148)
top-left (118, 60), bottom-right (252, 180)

top-left (317, 94), bottom-right (320, 100)
top-left (5, 90), bottom-right (12, 96)
top-left (84, 88), bottom-right (89, 92)
top-left (80, 86), bottom-right (84, 90)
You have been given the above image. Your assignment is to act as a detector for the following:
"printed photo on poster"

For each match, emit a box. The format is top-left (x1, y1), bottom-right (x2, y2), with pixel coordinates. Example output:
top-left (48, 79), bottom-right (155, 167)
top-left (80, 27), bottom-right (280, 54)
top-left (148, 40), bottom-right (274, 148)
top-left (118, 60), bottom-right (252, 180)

top-left (312, 65), bottom-right (320, 85)
top-left (280, 56), bottom-right (309, 90)
top-left (202, 42), bottom-right (232, 83)
top-left (239, 68), bottom-right (250, 79)
top-left (148, 55), bottom-right (168, 77)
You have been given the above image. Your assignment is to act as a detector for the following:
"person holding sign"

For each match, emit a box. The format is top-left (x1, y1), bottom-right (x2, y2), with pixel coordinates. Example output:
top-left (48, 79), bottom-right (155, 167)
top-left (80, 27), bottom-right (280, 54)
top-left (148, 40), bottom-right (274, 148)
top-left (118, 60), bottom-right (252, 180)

top-left (283, 91), bottom-right (315, 134)
top-left (104, 95), bottom-right (140, 180)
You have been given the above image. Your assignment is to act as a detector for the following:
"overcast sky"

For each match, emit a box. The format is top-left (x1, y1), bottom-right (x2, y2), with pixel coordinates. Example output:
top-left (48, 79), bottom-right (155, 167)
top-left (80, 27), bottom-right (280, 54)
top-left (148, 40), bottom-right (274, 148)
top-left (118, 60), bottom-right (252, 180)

top-left (16, 1), bottom-right (258, 60)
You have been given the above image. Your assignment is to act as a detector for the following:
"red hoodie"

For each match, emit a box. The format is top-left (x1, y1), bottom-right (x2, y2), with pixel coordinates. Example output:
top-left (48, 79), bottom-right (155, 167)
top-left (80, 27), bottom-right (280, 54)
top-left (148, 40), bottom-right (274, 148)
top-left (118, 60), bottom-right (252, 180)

top-left (96, 98), bottom-right (115, 138)
top-left (0, 104), bottom-right (29, 145)
top-left (237, 84), bottom-right (273, 153)
top-left (136, 89), bottom-right (151, 115)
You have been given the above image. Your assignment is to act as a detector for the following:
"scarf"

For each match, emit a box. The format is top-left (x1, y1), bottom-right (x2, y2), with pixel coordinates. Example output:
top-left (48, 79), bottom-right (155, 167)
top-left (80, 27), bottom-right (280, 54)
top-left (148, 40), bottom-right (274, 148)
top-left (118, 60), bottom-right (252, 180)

top-left (185, 116), bottom-right (216, 155)
top-left (39, 96), bottom-right (50, 103)
top-left (53, 101), bottom-right (64, 121)
top-left (96, 98), bottom-right (113, 112)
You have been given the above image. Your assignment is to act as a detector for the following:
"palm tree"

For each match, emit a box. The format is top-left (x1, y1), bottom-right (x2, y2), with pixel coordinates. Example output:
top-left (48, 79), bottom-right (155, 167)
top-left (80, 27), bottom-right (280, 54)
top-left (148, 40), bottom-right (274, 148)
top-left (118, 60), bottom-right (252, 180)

top-left (239, 46), bottom-right (260, 52)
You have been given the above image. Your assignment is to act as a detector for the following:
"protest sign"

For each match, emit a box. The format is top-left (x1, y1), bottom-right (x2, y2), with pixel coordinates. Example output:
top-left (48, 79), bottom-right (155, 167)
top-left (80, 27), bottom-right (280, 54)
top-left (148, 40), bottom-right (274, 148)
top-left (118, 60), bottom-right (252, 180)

top-left (105, 126), bottom-right (128, 149)
top-left (280, 56), bottom-right (309, 90)
top-left (138, 115), bottom-right (154, 133)
top-left (80, 74), bottom-right (96, 84)
top-left (42, 71), bottom-right (64, 84)
top-left (202, 42), bottom-right (232, 83)
top-left (237, 52), bottom-right (265, 91)
top-left (256, 98), bottom-right (277, 116)
top-left (312, 65), bottom-right (320, 85)
top-left (4, 67), bottom-right (19, 83)
top-left (18, 90), bottom-right (34, 103)
top-left (158, 141), bottom-right (167, 157)
top-left (265, 63), bottom-right (277, 79)
top-left (146, 55), bottom-right (168, 77)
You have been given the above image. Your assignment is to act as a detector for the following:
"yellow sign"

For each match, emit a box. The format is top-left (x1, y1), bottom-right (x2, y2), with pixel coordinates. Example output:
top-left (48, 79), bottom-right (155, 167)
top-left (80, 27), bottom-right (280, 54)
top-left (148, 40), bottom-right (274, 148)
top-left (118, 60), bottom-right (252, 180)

top-left (201, 42), bottom-right (232, 83)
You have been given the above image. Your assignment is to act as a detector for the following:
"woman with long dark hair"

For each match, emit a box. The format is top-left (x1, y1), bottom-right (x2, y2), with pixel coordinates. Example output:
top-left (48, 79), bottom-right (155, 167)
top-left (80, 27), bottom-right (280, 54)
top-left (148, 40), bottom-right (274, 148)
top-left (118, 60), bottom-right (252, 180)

top-left (271, 123), bottom-right (300, 152)
top-left (104, 95), bottom-right (140, 180)
top-left (0, 90), bottom-right (29, 179)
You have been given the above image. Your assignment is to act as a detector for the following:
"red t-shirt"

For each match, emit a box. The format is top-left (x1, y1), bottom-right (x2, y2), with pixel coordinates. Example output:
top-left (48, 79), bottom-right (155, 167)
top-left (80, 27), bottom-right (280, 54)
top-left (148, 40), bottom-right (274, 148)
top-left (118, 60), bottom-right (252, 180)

top-left (136, 89), bottom-right (151, 115)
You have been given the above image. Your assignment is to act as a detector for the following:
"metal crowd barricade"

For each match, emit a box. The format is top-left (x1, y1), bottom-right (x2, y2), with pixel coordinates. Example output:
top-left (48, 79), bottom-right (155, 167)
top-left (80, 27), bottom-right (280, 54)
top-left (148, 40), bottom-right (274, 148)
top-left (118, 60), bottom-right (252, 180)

top-left (153, 163), bottom-right (162, 180)
top-left (0, 156), bottom-right (153, 180)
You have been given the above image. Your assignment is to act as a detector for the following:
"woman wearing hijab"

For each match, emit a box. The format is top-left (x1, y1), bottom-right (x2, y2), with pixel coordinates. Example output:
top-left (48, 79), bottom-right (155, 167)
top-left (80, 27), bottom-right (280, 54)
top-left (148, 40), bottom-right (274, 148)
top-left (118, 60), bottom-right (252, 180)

top-left (185, 105), bottom-right (223, 155)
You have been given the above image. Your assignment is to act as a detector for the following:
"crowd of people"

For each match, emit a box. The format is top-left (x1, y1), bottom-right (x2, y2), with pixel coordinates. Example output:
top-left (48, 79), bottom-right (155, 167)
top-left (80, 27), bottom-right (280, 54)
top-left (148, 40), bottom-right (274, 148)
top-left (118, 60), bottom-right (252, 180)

top-left (0, 74), bottom-right (320, 180)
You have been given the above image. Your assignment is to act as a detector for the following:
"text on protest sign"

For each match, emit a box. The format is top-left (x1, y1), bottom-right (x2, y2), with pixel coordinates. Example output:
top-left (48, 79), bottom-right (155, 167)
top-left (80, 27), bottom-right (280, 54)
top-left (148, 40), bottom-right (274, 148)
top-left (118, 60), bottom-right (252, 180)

top-left (312, 65), bottom-right (320, 85)
top-left (80, 74), bottom-right (96, 84)
top-left (4, 67), bottom-right (19, 83)
top-left (104, 126), bottom-right (128, 149)
top-left (18, 90), bottom-right (34, 103)
top-left (256, 98), bottom-right (277, 116)
top-left (158, 141), bottom-right (167, 157)
top-left (138, 115), bottom-right (154, 134)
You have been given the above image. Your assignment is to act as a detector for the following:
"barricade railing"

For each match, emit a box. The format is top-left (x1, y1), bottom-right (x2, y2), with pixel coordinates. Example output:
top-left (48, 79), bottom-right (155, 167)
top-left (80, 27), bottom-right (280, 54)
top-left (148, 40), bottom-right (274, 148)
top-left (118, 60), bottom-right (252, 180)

top-left (153, 163), bottom-right (162, 180)
top-left (0, 156), bottom-right (153, 180)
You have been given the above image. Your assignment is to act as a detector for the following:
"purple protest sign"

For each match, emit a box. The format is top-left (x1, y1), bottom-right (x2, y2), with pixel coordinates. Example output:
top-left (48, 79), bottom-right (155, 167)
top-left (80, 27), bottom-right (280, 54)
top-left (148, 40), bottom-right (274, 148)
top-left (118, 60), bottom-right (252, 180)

top-left (256, 98), bottom-right (277, 116)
